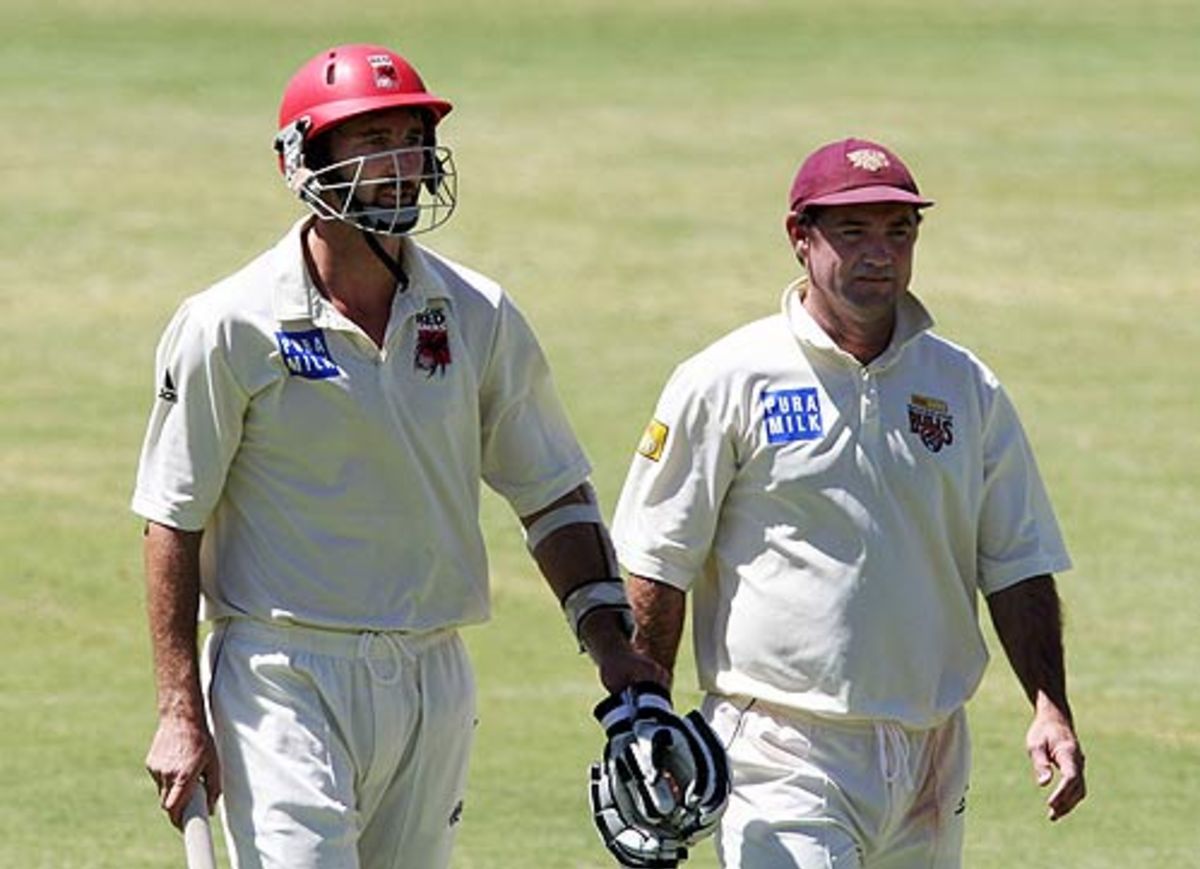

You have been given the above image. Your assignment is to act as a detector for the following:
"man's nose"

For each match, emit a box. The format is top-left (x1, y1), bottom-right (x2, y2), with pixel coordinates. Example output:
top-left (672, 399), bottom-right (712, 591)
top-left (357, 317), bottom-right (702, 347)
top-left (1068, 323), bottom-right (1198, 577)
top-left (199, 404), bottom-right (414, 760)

top-left (394, 149), bottom-right (426, 178)
top-left (862, 237), bottom-right (892, 265)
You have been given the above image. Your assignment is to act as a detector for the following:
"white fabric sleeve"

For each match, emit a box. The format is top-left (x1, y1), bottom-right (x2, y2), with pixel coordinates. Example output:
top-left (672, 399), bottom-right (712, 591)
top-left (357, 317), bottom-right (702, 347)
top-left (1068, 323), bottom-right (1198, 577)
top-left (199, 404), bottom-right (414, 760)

top-left (976, 384), bottom-right (1072, 594)
top-left (478, 294), bottom-right (591, 516)
top-left (130, 299), bottom-right (249, 530)
top-left (611, 363), bottom-right (737, 590)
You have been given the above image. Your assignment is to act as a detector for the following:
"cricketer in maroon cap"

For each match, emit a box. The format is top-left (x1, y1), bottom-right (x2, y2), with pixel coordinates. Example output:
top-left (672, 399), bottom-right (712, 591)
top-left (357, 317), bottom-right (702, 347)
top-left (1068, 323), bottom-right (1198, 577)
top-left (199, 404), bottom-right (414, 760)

top-left (783, 137), bottom-right (937, 365)
top-left (612, 136), bottom-right (1087, 867)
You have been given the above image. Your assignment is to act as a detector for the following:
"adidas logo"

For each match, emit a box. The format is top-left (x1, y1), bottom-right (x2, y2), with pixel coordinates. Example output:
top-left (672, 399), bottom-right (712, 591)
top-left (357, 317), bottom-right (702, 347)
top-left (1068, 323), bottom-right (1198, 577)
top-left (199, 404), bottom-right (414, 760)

top-left (158, 371), bottom-right (178, 403)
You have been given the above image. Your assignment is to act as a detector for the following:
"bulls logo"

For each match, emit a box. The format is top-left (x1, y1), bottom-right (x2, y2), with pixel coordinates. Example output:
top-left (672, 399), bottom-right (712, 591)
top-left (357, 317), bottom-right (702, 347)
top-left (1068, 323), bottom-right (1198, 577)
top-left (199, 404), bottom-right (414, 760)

top-left (908, 394), bottom-right (954, 453)
top-left (847, 148), bottom-right (890, 172)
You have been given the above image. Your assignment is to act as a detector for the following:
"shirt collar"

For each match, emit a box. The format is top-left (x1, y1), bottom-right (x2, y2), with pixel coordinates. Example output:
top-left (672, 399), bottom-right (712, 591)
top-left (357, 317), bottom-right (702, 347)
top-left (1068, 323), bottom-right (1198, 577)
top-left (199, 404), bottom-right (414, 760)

top-left (781, 276), bottom-right (935, 368)
top-left (271, 217), bottom-right (451, 324)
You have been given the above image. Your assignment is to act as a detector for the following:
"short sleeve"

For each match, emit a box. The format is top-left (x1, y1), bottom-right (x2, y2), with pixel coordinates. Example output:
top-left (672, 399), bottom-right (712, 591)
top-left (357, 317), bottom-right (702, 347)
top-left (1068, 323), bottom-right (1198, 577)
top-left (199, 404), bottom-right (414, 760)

top-left (611, 362), bottom-right (737, 590)
top-left (478, 295), bottom-right (591, 516)
top-left (130, 299), bottom-right (249, 530)
top-left (977, 385), bottom-right (1072, 594)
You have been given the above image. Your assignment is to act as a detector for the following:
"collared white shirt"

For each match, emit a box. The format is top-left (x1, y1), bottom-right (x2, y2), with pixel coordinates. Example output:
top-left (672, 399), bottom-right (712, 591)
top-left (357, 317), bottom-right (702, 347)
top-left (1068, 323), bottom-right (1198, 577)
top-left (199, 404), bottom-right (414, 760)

top-left (133, 218), bottom-right (590, 631)
top-left (612, 279), bottom-right (1070, 728)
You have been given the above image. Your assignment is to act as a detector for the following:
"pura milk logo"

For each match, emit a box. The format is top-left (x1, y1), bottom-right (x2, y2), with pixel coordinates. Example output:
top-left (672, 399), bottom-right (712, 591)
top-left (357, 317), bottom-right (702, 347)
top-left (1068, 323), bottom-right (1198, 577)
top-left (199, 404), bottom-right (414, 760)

top-left (762, 387), bottom-right (824, 444)
top-left (276, 329), bottom-right (341, 380)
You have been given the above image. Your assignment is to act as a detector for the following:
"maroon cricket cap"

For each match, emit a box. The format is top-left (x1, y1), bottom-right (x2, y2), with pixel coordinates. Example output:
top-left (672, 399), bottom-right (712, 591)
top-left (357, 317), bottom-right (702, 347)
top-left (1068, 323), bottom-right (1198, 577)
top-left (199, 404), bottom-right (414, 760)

top-left (788, 137), bottom-right (933, 213)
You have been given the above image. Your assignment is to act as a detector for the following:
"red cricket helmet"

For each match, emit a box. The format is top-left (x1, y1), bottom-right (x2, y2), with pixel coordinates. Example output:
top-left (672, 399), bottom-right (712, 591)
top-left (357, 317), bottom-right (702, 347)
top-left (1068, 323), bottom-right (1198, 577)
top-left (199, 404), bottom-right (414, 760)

top-left (273, 44), bottom-right (458, 237)
top-left (277, 44), bottom-right (452, 143)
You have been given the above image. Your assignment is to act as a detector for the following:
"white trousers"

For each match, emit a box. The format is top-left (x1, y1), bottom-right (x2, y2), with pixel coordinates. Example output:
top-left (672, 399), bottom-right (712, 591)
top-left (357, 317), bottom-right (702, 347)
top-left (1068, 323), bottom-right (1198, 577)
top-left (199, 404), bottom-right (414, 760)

top-left (705, 696), bottom-right (970, 869)
top-left (202, 619), bottom-right (476, 869)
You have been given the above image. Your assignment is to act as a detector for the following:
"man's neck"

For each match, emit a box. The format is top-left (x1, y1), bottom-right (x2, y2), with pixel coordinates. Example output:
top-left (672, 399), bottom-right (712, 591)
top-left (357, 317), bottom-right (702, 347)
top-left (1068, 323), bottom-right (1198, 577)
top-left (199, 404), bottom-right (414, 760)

top-left (303, 221), bottom-right (403, 346)
top-left (306, 222), bottom-right (403, 302)
top-left (802, 289), bottom-right (896, 365)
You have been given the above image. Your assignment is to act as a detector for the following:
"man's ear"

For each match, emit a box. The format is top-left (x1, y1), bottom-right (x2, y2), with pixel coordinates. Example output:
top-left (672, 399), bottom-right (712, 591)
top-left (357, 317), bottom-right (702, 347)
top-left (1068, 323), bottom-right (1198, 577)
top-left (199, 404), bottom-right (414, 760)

top-left (785, 210), bottom-right (809, 263)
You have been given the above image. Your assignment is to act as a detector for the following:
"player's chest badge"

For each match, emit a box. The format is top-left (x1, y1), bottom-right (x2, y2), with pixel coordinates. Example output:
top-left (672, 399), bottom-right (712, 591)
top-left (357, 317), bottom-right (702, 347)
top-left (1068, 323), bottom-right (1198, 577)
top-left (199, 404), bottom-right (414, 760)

top-left (276, 328), bottom-right (342, 380)
top-left (761, 387), bottom-right (824, 444)
top-left (907, 393), bottom-right (954, 453)
top-left (414, 304), bottom-right (451, 377)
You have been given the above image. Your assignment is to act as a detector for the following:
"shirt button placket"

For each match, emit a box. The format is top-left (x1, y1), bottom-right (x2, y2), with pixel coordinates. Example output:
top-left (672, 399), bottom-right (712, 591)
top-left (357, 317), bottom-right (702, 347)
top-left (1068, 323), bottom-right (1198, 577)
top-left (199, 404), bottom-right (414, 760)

top-left (861, 369), bottom-right (881, 432)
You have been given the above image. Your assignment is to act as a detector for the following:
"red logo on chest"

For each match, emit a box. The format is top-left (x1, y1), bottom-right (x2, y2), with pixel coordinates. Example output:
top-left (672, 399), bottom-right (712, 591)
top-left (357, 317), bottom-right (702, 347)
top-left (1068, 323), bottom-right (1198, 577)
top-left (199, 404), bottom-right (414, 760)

top-left (414, 307), bottom-right (450, 377)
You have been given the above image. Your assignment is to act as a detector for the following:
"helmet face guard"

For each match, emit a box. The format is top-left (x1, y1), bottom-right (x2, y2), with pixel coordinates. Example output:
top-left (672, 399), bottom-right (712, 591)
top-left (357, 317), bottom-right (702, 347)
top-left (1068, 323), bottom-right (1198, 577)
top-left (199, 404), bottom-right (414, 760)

top-left (274, 44), bottom-right (456, 237)
top-left (294, 144), bottom-right (457, 236)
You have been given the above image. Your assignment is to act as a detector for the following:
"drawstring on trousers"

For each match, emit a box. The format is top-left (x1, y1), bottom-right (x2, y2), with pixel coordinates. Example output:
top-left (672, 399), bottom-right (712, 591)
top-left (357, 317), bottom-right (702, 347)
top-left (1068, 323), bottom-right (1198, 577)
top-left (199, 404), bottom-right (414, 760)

top-left (358, 631), bottom-right (416, 685)
top-left (876, 722), bottom-right (915, 791)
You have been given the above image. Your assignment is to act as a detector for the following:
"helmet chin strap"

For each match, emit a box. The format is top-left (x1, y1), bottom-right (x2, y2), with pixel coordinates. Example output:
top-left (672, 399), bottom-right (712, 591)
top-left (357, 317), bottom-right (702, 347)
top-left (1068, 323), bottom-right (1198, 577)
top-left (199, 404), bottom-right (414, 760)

top-left (360, 229), bottom-right (410, 292)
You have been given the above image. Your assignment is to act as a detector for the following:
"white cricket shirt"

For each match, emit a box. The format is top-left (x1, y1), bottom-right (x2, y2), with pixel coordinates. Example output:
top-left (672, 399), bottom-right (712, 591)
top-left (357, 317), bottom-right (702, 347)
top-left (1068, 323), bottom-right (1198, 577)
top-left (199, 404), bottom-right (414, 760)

top-left (133, 218), bottom-right (590, 631)
top-left (612, 279), bottom-right (1071, 728)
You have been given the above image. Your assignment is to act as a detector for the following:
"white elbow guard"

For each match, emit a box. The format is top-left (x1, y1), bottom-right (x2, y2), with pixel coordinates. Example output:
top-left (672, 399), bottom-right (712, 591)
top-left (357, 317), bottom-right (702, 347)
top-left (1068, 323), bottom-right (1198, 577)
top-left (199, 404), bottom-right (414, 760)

top-left (524, 499), bottom-right (621, 578)
top-left (524, 501), bottom-right (605, 552)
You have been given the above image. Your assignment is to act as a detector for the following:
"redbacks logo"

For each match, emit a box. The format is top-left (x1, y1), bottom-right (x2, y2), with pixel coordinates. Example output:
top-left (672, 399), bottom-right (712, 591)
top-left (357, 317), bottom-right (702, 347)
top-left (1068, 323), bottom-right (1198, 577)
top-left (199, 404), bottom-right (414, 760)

top-left (367, 54), bottom-right (399, 90)
top-left (414, 305), bottom-right (451, 377)
top-left (908, 393), bottom-right (954, 453)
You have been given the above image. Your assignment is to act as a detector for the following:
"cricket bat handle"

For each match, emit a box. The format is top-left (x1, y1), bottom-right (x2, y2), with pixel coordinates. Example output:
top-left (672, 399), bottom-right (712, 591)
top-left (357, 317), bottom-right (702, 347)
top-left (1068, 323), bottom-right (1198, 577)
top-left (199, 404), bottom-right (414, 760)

top-left (182, 783), bottom-right (217, 869)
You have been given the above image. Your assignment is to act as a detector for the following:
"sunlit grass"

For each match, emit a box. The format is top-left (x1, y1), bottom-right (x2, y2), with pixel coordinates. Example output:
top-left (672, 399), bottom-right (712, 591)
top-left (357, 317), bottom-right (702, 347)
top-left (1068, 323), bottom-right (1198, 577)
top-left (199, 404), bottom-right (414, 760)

top-left (1, 0), bottom-right (1197, 866)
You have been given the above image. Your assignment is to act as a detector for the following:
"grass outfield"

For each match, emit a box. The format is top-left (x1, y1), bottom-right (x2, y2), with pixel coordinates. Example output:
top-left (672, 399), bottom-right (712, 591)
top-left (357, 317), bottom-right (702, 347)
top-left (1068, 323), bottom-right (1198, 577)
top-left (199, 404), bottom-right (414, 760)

top-left (1, 0), bottom-right (1198, 865)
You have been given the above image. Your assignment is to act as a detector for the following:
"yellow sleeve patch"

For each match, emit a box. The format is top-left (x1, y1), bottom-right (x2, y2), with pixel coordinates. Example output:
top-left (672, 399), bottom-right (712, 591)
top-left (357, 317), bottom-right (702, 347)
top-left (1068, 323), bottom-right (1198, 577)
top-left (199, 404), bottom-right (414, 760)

top-left (636, 419), bottom-right (669, 462)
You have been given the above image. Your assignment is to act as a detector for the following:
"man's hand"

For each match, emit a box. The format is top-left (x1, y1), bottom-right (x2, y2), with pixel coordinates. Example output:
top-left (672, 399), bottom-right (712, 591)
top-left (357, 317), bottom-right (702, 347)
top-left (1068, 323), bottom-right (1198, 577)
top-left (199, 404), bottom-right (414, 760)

top-left (146, 713), bottom-right (221, 829)
top-left (581, 609), bottom-right (671, 693)
top-left (1026, 694), bottom-right (1086, 821)
top-left (595, 644), bottom-right (672, 695)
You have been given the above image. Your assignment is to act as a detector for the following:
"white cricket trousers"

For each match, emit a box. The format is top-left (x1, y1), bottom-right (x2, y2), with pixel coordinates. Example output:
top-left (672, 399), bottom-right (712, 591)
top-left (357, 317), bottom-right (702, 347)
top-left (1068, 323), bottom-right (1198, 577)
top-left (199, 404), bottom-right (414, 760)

top-left (705, 696), bottom-right (970, 869)
top-left (202, 618), bottom-right (476, 869)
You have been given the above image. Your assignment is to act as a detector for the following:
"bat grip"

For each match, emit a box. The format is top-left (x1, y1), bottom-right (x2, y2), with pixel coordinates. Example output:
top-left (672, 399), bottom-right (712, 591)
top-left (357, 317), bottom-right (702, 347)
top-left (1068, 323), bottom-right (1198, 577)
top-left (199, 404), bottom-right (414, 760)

top-left (182, 783), bottom-right (218, 869)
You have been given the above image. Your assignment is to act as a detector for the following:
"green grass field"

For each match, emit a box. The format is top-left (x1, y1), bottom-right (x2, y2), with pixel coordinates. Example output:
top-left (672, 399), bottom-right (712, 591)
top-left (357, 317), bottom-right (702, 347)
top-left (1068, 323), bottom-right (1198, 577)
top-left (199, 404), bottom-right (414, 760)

top-left (1, 0), bottom-right (1198, 865)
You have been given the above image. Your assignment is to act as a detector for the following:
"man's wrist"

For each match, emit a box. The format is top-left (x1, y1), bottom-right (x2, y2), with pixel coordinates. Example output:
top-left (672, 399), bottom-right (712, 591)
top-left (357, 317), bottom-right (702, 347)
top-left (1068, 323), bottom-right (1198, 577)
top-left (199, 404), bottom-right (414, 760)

top-left (578, 609), bottom-right (637, 664)
top-left (562, 579), bottom-right (633, 652)
top-left (157, 688), bottom-right (207, 723)
top-left (1034, 690), bottom-right (1074, 726)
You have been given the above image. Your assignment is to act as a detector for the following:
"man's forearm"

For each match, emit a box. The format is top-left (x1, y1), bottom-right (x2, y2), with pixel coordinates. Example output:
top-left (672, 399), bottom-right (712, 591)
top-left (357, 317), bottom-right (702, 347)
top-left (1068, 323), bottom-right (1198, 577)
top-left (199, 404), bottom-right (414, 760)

top-left (627, 574), bottom-right (686, 682)
top-left (986, 574), bottom-right (1072, 720)
top-left (987, 573), bottom-right (1087, 819)
top-left (520, 486), bottom-right (671, 692)
top-left (522, 484), bottom-right (631, 654)
top-left (144, 522), bottom-right (206, 722)
top-left (525, 486), bottom-right (618, 601)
